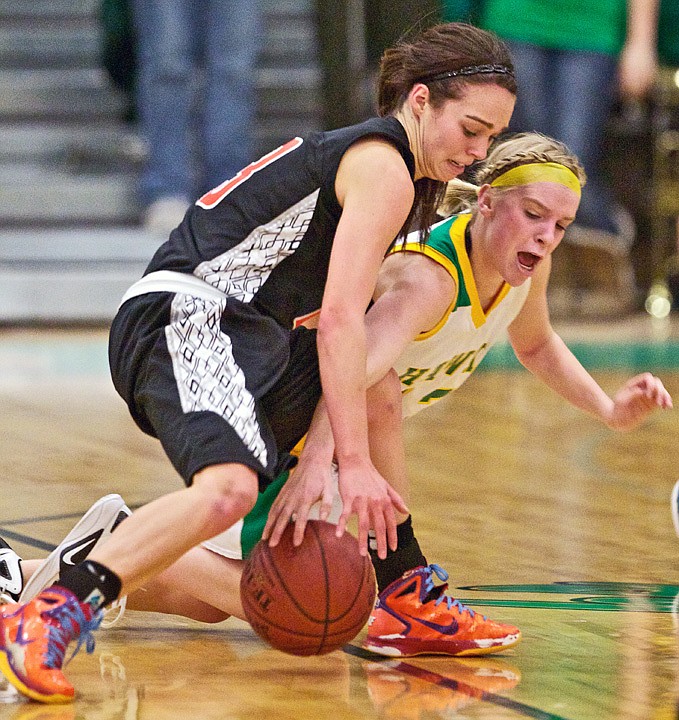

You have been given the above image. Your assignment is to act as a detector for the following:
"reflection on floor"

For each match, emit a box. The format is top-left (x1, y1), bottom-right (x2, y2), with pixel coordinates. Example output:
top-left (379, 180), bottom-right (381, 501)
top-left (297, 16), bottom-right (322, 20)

top-left (0, 312), bottom-right (678, 719)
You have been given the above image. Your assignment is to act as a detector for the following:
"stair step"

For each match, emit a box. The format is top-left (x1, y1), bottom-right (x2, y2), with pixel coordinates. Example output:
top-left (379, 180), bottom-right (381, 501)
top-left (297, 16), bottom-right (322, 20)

top-left (0, 227), bottom-right (160, 261)
top-left (0, 14), bottom-right (316, 70)
top-left (0, 123), bottom-right (143, 165)
top-left (0, 0), bottom-right (97, 21)
top-left (0, 68), bottom-right (126, 120)
top-left (261, 11), bottom-right (317, 62)
top-left (0, 270), bottom-right (146, 323)
top-left (0, 25), bottom-right (101, 69)
top-left (0, 67), bottom-right (320, 121)
top-left (0, 0), bottom-right (313, 19)
top-left (257, 68), bottom-right (321, 118)
top-left (0, 227), bottom-right (161, 322)
top-left (0, 164), bottom-right (139, 225)
top-left (0, 120), bottom-right (322, 172)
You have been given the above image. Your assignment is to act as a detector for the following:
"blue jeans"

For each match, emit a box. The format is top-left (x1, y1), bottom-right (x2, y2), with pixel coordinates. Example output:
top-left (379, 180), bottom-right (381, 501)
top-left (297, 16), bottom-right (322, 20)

top-left (506, 42), bottom-right (619, 234)
top-left (132, 0), bottom-right (261, 204)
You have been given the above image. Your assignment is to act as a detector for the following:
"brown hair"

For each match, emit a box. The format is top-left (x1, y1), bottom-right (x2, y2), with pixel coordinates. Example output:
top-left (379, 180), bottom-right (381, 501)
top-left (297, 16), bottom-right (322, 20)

top-left (378, 23), bottom-right (516, 116)
top-left (378, 23), bottom-right (517, 243)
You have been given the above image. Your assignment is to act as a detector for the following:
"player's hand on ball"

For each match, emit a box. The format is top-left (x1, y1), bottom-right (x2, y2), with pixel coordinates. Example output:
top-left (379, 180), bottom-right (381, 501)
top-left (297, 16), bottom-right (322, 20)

top-left (263, 457), bottom-right (336, 548)
top-left (607, 372), bottom-right (673, 431)
top-left (335, 460), bottom-right (409, 560)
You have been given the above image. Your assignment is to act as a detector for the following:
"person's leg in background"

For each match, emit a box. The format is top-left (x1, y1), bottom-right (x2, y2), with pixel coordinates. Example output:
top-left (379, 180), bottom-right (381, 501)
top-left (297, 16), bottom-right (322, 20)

top-left (554, 49), bottom-right (620, 234)
top-left (201, 0), bottom-right (261, 192)
top-left (505, 42), bottom-right (584, 316)
top-left (507, 42), bottom-right (636, 316)
top-left (132, 0), bottom-right (196, 234)
top-left (504, 41), bottom-right (554, 139)
top-left (553, 48), bottom-right (638, 315)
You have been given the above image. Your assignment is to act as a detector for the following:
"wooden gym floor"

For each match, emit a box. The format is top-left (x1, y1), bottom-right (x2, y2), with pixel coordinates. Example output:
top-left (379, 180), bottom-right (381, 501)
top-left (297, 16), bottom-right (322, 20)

top-left (0, 313), bottom-right (678, 720)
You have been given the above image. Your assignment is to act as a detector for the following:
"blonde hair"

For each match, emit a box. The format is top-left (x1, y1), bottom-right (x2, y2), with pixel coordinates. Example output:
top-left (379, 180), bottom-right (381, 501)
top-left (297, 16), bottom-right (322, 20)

top-left (439, 132), bottom-right (587, 217)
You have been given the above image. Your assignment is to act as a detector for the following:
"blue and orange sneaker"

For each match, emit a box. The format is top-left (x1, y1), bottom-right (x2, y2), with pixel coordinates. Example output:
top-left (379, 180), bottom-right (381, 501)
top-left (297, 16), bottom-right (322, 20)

top-left (0, 586), bottom-right (102, 703)
top-left (363, 564), bottom-right (521, 657)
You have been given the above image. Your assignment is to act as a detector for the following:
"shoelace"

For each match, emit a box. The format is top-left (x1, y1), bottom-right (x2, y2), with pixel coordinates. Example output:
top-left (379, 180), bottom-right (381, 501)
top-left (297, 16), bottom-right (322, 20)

top-left (101, 595), bottom-right (127, 629)
top-left (43, 594), bottom-right (103, 669)
top-left (424, 564), bottom-right (484, 618)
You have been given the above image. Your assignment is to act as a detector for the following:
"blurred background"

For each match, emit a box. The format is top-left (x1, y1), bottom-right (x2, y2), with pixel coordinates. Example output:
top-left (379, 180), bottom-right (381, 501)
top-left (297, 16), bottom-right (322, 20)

top-left (0, 0), bottom-right (677, 325)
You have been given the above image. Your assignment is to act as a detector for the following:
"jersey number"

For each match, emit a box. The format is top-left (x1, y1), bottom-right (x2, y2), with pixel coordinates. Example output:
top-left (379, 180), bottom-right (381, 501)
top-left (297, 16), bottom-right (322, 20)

top-left (197, 137), bottom-right (304, 209)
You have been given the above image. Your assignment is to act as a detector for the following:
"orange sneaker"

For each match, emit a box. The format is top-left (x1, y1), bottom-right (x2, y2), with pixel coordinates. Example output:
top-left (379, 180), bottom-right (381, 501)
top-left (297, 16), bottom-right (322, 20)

top-left (364, 565), bottom-right (521, 657)
top-left (0, 587), bottom-right (102, 703)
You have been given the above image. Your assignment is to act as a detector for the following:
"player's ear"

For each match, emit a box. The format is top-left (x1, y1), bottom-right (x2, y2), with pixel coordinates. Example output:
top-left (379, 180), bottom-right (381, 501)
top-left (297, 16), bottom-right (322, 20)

top-left (407, 83), bottom-right (430, 119)
top-left (477, 184), bottom-right (494, 217)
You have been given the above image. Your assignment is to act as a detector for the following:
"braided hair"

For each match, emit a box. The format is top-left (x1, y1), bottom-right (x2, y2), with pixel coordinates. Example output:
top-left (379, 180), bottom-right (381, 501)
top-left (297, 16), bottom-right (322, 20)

top-left (440, 132), bottom-right (586, 217)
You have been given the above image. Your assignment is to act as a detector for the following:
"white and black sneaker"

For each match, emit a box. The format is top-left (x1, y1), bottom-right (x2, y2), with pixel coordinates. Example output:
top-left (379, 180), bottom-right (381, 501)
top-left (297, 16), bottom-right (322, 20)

top-left (0, 542), bottom-right (23, 701)
top-left (0, 538), bottom-right (22, 604)
top-left (20, 493), bottom-right (131, 605)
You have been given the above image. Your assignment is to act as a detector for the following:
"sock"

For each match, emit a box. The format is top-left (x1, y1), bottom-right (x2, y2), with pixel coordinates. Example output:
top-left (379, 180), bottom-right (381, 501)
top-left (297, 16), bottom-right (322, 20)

top-left (55, 560), bottom-right (122, 610)
top-left (369, 516), bottom-right (428, 593)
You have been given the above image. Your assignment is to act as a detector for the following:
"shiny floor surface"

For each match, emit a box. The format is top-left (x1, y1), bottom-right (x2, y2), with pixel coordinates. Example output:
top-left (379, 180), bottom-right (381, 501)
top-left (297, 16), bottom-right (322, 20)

top-left (1, 314), bottom-right (679, 720)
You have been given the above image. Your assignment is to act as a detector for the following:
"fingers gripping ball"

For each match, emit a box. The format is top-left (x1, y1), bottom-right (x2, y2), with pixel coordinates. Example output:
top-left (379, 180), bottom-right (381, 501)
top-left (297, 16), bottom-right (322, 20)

top-left (240, 520), bottom-right (377, 656)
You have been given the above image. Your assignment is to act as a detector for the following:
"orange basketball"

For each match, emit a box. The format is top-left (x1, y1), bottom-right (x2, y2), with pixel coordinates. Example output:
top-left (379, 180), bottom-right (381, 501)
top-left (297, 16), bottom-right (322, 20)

top-left (240, 520), bottom-right (376, 656)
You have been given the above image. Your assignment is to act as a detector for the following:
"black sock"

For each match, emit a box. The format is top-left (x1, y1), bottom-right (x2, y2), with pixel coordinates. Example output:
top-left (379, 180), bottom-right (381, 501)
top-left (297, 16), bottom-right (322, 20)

top-left (56, 560), bottom-right (122, 610)
top-left (369, 516), bottom-right (428, 593)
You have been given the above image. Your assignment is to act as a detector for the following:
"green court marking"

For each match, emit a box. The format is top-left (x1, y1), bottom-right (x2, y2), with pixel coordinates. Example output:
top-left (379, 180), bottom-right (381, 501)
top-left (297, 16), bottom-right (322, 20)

top-left (483, 341), bottom-right (679, 371)
top-left (2, 336), bottom-right (678, 377)
top-left (456, 582), bottom-right (679, 613)
top-left (0, 339), bottom-right (110, 377)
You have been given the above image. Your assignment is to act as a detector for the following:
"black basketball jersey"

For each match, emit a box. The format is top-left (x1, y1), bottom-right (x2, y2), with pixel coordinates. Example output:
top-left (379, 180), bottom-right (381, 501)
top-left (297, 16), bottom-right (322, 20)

top-left (144, 116), bottom-right (415, 329)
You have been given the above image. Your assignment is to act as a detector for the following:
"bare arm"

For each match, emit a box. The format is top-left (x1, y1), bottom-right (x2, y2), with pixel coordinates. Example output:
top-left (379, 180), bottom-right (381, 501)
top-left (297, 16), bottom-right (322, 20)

top-left (619, 0), bottom-right (659, 98)
top-left (264, 251), bottom-right (454, 546)
top-left (316, 138), bottom-right (415, 554)
top-left (366, 252), bottom-right (456, 382)
top-left (508, 258), bottom-right (672, 429)
top-left (315, 252), bottom-right (454, 449)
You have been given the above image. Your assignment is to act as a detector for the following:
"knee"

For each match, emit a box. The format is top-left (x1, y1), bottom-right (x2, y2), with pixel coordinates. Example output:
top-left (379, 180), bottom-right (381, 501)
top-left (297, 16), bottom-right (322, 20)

top-left (193, 464), bottom-right (259, 530)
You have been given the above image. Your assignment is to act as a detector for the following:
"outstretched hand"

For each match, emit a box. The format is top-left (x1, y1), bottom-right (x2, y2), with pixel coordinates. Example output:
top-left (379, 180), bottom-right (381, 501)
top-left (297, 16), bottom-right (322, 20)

top-left (607, 372), bottom-right (672, 431)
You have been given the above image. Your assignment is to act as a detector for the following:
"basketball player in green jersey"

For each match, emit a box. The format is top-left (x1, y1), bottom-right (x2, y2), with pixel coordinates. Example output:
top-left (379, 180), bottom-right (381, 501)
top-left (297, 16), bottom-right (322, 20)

top-left (3, 132), bottom-right (672, 658)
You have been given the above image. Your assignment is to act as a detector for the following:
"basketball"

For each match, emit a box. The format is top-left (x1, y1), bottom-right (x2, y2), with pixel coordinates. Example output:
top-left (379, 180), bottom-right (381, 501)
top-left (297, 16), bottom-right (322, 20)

top-left (240, 520), bottom-right (377, 656)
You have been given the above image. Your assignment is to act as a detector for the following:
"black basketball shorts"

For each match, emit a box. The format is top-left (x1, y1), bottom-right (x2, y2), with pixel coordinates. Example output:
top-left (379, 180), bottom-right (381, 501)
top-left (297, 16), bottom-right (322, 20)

top-left (109, 291), bottom-right (321, 488)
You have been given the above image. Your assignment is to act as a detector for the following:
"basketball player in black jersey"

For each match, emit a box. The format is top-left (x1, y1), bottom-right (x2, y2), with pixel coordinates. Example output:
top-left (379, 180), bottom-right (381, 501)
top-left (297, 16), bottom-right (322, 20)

top-left (0, 22), bottom-right (517, 702)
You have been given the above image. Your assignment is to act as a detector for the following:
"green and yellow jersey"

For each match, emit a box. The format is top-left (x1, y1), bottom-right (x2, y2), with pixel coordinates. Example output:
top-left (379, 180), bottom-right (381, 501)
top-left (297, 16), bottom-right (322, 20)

top-left (392, 213), bottom-right (531, 417)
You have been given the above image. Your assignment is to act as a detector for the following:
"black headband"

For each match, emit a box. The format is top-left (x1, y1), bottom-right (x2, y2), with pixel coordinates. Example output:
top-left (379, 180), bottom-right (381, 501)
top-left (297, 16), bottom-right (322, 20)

top-left (419, 63), bottom-right (514, 84)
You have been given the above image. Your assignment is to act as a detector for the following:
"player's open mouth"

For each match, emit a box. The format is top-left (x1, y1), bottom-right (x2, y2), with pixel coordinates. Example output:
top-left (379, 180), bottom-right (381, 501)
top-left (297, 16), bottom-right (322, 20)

top-left (517, 251), bottom-right (540, 272)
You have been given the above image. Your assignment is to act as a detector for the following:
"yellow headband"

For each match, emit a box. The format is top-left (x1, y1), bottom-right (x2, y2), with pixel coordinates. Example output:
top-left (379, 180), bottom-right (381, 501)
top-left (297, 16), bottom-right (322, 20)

top-left (490, 162), bottom-right (581, 197)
